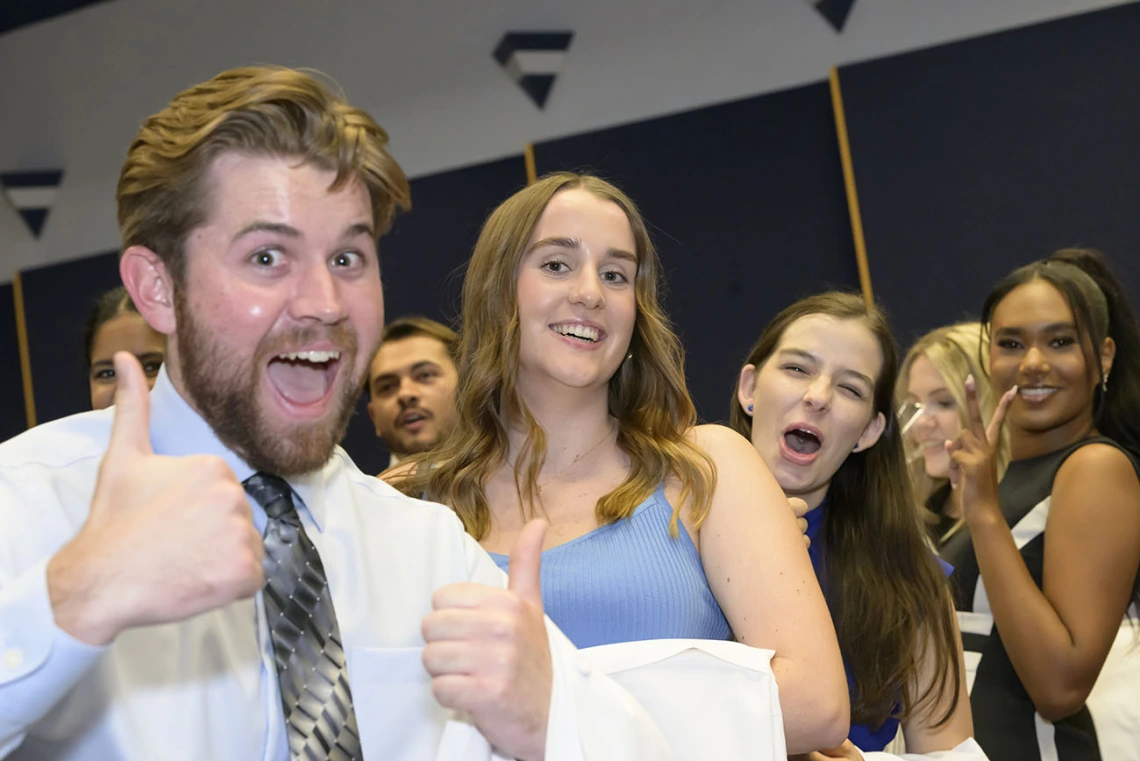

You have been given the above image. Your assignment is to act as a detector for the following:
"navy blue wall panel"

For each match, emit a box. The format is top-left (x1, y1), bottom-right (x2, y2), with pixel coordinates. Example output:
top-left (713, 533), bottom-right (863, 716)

top-left (840, 3), bottom-right (1140, 346)
top-left (0, 283), bottom-right (27, 441)
top-left (379, 155), bottom-right (529, 328)
top-left (20, 251), bottom-right (121, 425)
top-left (339, 155), bottom-right (529, 475)
top-left (533, 82), bottom-right (858, 422)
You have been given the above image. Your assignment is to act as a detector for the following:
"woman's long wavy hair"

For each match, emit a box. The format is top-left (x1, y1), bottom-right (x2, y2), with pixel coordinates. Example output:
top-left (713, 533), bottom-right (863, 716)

top-left (396, 173), bottom-right (715, 540)
top-left (897, 322), bottom-right (1010, 544)
top-left (729, 292), bottom-right (961, 730)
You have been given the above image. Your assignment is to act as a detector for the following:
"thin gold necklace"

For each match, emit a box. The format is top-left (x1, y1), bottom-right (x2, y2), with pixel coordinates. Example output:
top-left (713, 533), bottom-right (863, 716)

top-left (537, 421), bottom-right (618, 487)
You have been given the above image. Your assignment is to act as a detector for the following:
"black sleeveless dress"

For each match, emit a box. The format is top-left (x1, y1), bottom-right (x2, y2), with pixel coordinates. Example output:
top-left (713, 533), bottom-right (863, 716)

top-left (942, 436), bottom-right (1140, 761)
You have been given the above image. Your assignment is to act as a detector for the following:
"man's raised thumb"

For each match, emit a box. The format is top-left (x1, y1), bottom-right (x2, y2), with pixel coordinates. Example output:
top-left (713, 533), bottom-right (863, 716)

top-left (507, 519), bottom-right (548, 609)
top-left (106, 352), bottom-right (153, 458)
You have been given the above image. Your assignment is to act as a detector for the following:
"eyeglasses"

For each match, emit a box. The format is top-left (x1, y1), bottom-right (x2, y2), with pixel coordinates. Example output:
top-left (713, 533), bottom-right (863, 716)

top-left (899, 401), bottom-right (947, 463)
top-left (897, 401), bottom-right (934, 436)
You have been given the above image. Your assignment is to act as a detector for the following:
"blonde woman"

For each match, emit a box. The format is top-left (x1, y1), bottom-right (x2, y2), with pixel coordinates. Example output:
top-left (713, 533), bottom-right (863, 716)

top-left (389, 172), bottom-right (848, 753)
top-left (897, 323), bottom-right (1009, 547)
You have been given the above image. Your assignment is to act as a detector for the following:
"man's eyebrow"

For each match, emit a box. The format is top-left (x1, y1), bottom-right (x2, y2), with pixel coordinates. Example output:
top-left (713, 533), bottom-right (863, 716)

top-left (373, 361), bottom-right (440, 384)
top-left (232, 222), bottom-right (301, 242)
top-left (343, 222), bottom-right (375, 240)
top-left (232, 221), bottom-right (376, 243)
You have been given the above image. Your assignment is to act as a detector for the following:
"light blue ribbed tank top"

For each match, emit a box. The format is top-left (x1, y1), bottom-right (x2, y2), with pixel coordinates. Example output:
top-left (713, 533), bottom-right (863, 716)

top-left (489, 483), bottom-right (732, 648)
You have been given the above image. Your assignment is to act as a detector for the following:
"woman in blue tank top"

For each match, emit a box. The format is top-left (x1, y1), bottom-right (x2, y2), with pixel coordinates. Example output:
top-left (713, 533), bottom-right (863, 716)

top-left (731, 293), bottom-right (980, 759)
top-left (388, 173), bottom-right (849, 754)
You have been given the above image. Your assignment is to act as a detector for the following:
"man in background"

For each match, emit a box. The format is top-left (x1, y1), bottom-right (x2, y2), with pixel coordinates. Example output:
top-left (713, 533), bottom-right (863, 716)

top-left (367, 316), bottom-right (459, 469)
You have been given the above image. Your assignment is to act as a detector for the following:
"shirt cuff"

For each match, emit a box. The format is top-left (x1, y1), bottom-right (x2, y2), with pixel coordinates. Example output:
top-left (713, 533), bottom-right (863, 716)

top-left (0, 557), bottom-right (106, 730)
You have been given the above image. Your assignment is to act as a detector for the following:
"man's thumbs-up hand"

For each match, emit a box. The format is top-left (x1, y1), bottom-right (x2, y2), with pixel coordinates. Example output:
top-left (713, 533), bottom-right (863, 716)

top-left (422, 519), bottom-right (553, 761)
top-left (47, 352), bottom-right (265, 646)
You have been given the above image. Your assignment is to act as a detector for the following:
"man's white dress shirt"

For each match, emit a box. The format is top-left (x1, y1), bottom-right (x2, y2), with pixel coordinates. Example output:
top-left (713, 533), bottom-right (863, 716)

top-left (0, 368), bottom-right (671, 760)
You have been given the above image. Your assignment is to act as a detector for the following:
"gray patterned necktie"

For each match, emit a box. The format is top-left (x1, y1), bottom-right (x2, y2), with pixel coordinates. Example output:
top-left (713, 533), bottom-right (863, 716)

top-left (243, 472), bottom-right (362, 761)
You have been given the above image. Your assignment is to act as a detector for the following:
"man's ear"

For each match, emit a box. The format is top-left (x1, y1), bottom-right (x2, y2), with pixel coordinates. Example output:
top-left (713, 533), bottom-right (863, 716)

top-left (365, 396), bottom-right (384, 438)
top-left (121, 245), bottom-right (176, 335)
top-left (736, 364), bottom-right (758, 417)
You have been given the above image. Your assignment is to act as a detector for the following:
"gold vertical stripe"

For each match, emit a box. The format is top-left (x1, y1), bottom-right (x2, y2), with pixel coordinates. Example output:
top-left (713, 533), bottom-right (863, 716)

top-left (524, 143), bottom-right (537, 185)
top-left (12, 271), bottom-right (37, 428)
top-left (829, 67), bottom-right (874, 308)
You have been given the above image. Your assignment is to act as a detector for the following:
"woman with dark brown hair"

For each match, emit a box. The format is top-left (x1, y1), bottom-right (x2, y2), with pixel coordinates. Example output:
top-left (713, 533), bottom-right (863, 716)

top-left (733, 292), bottom-right (979, 759)
top-left (84, 286), bottom-right (165, 410)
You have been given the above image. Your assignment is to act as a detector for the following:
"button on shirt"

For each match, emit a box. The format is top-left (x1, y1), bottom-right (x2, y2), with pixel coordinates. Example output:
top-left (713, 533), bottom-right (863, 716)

top-left (0, 368), bottom-right (669, 761)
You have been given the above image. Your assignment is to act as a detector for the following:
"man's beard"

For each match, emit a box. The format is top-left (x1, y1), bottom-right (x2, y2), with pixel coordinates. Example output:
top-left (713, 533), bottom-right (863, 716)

top-left (393, 427), bottom-right (442, 458)
top-left (175, 295), bottom-right (366, 476)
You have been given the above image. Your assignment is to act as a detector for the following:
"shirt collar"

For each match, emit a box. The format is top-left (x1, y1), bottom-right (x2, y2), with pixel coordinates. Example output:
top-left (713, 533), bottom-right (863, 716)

top-left (148, 365), bottom-right (332, 531)
top-left (289, 464), bottom-right (330, 531)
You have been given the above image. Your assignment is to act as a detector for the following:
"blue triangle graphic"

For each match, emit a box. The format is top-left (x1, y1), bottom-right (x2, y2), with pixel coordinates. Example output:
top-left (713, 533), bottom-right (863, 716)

top-left (813, 0), bottom-right (857, 32)
top-left (519, 75), bottom-right (556, 108)
top-left (19, 208), bottom-right (49, 238)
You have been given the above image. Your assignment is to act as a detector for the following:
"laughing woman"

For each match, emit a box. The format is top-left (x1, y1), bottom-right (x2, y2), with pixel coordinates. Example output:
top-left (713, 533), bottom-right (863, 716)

top-left (897, 323), bottom-right (1009, 549)
top-left (732, 292), bottom-right (984, 760)
top-left (944, 249), bottom-right (1140, 761)
top-left (388, 173), bottom-right (848, 753)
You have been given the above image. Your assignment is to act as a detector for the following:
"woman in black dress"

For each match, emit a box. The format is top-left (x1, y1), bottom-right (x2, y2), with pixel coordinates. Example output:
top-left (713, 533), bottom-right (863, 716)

top-left (944, 248), bottom-right (1140, 760)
